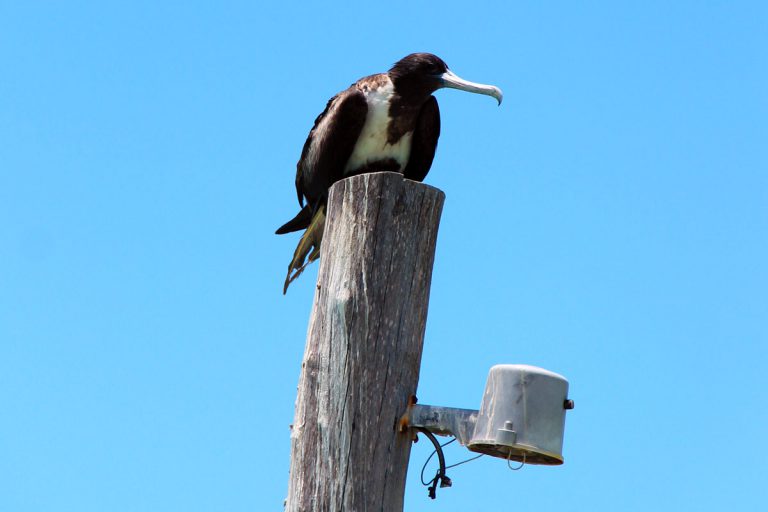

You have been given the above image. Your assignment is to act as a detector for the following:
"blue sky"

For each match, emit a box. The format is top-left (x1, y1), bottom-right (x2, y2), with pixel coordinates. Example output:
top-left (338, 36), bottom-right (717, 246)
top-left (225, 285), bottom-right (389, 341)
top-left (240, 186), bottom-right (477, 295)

top-left (1, 1), bottom-right (766, 510)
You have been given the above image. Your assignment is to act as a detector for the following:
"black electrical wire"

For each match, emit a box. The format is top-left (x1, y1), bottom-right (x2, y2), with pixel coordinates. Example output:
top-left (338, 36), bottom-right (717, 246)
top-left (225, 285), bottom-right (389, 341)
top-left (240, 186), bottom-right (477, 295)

top-left (415, 428), bottom-right (452, 499)
top-left (416, 430), bottom-right (487, 500)
top-left (445, 452), bottom-right (484, 469)
top-left (418, 435), bottom-right (454, 486)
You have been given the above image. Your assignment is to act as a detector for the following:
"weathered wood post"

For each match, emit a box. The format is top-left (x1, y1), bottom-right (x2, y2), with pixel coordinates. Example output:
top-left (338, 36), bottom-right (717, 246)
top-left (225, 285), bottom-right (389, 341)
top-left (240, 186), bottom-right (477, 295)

top-left (286, 171), bottom-right (445, 512)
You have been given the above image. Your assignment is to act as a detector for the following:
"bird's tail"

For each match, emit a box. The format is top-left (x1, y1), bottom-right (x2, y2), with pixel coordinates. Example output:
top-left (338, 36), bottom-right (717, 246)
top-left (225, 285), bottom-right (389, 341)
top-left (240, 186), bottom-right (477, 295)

top-left (283, 204), bottom-right (326, 294)
top-left (275, 204), bottom-right (312, 235)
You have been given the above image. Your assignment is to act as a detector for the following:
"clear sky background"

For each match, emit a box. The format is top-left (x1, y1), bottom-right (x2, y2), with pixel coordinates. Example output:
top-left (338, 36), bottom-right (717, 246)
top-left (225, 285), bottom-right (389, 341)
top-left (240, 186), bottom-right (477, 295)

top-left (1, 1), bottom-right (766, 511)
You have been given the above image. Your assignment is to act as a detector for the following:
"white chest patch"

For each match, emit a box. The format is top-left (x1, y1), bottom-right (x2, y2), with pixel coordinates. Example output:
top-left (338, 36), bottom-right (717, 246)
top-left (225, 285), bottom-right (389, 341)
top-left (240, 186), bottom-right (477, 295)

top-left (344, 80), bottom-right (413, 174)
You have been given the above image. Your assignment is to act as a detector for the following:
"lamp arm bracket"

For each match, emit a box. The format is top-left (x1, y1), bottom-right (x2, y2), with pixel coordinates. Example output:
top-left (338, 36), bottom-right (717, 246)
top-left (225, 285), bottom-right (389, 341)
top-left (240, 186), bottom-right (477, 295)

top-left (406, 404), bottom-right (479, 446)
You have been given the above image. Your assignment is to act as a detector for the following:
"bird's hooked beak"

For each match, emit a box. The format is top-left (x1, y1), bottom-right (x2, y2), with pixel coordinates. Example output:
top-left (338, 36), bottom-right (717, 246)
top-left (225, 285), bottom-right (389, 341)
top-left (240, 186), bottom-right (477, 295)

top-left (438, 70), bottom-right (503, 105)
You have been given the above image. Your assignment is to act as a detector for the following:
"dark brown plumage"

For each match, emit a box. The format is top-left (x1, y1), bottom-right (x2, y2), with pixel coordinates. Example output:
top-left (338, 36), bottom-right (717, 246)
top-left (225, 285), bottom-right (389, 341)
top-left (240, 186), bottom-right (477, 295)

top-left (277, 53), bottom-right (502, 293)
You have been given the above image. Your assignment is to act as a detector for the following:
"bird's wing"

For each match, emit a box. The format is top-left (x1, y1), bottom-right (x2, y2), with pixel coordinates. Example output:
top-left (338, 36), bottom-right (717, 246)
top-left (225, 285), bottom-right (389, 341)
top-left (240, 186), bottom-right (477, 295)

top-left (403, 95), bottom-right (441, 183)
top-left (295, 87), bottom-right (368, 209)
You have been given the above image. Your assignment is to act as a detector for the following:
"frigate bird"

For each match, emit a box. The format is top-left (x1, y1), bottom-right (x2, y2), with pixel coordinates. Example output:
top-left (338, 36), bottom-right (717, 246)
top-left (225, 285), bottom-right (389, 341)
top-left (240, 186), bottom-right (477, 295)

top-left (277, 53), bottom-right (502, 293)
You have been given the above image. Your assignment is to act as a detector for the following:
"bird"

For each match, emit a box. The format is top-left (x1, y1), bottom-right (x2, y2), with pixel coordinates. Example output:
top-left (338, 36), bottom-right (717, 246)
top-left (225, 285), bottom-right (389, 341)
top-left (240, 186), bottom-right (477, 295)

top-left (276, 53), bottom-right (502, 293)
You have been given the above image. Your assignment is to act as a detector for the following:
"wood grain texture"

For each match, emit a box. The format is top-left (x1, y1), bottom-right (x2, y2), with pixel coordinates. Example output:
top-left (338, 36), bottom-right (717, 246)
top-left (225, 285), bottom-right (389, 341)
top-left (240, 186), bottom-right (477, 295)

top-left (286, 172), bottom-right (445, 512)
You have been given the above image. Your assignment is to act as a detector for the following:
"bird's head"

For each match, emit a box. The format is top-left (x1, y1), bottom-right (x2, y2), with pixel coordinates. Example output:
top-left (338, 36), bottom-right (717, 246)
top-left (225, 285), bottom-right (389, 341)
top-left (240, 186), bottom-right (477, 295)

top-left (389, 53), bottom-right (503, 105)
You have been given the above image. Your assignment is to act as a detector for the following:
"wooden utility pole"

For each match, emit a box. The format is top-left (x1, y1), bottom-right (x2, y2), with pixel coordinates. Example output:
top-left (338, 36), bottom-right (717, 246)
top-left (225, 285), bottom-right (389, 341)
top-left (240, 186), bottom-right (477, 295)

top-left (286, 172), bottom-right (445, 512)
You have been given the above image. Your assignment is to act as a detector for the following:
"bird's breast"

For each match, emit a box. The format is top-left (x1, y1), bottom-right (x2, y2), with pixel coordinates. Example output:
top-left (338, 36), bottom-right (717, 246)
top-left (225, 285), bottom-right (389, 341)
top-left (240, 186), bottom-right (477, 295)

top-left (344, 79), bottom-right (413, 175)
